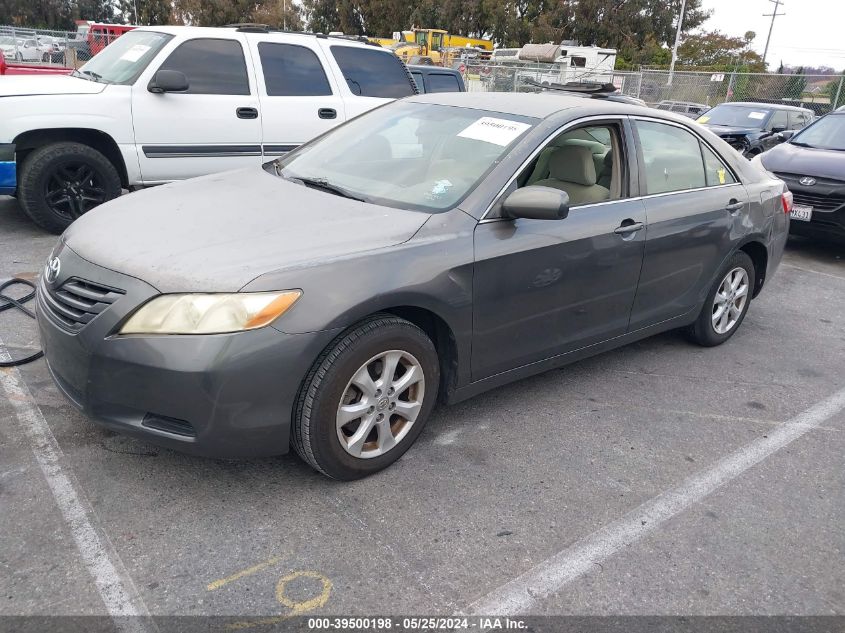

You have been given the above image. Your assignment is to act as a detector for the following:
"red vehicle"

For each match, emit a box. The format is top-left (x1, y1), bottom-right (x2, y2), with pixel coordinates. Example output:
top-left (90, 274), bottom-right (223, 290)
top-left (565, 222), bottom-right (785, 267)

top-left (0, 56), bottom-right (72, 75)
top-left (76, 20), bottom-right (136, 56)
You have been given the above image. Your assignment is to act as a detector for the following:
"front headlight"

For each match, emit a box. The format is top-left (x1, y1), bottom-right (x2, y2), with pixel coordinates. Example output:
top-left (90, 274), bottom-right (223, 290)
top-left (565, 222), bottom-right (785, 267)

top-left (119, 291), bottom-right (301, 335)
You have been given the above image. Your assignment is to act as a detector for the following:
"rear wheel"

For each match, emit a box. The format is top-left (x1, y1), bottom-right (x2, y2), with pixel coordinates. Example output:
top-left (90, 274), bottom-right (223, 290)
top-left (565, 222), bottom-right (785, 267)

top-left (687, 251), bottom-right (755, 347)
top-left (292, 314), bottom-right (440, 480)
top-left (18, 142), bottom-right (121, 234)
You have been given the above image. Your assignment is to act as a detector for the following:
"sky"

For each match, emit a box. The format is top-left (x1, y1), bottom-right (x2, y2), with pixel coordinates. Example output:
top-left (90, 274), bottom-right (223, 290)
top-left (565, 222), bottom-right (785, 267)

top-left (699, 0), bottom-right (845, 71)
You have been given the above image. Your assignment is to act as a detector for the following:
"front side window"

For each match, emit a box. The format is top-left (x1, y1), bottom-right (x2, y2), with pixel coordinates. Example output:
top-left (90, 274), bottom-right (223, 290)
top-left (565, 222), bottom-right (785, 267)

top-left (636, 120), bottom-right (706, 194)
top-left (258, 42), bottom-right (332, 96)
top-left (158, 38), bottom-right (249, 95)
top-left (768, 109), bottom-right (789, 131)
top-left (275, 102), bottom-right (536, 212)
top-left (516, 123), bottom-right (625, 207)
top-left (330, 45), bottom-right (415, 98)
top-left (77, 30), bottom-right (173, 85)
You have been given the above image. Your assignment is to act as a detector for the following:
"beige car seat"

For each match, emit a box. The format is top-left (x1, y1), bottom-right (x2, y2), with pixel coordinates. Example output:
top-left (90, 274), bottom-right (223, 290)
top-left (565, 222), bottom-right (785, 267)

top-left (532, 145), bottom-right (610, 206)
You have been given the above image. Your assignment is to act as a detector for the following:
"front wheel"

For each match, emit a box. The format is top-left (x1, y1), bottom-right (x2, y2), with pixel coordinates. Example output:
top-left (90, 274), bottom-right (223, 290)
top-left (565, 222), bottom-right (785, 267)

top-left (18, 142), bottom-right (122, 234)
top-left (292, 314), bottom-right (440, 480)
top-left (687, 251), bottom-right (755, 347)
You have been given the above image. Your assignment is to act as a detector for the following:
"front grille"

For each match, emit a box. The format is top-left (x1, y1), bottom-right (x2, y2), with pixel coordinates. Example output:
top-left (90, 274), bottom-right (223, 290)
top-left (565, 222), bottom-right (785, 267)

top-left (791, 192), bottom-right (845, 213)
top-left (40, 277), bottom-right (124, 332)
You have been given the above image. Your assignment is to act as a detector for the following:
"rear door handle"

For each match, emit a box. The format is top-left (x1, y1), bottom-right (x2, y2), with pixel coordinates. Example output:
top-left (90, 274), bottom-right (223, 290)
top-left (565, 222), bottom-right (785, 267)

top-left (614, 221), bottom-right (644, 235)
top-left (236, 107), bottom-right (258, 119)
top-left (725, 199), bottom-right (744, 213)
top-left (318, 108), bottom-right (337, 120)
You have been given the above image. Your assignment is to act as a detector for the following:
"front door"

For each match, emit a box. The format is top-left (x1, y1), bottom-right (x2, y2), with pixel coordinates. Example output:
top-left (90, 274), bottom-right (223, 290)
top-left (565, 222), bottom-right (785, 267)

top-left (472, 119), bottom-right (647, 380)
top-left (132, 36), bottom-right (262, 182)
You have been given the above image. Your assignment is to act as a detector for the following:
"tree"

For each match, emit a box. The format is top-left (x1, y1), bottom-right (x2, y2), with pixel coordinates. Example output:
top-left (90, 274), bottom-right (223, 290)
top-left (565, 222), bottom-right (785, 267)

top-left (676, 29), bottom-right (764, 71)
top-left (784, 66), bottom-right (807, 99)
top-left (118, 0), bottom-right (173, 25)
top-left (825, 72), bottom-right (845, 110)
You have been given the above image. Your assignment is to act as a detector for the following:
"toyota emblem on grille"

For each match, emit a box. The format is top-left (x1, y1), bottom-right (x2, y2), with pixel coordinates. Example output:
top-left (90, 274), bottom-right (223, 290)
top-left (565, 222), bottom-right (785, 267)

top-left (799, 177), bottom-right (816, 186)
top-left (45, 257), bottom-right (61, 284)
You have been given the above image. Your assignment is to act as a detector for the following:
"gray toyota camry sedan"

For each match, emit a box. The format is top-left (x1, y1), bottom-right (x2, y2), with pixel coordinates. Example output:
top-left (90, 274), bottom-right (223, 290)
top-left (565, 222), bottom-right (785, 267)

top-left (37, 93), bottom-right (792, 480)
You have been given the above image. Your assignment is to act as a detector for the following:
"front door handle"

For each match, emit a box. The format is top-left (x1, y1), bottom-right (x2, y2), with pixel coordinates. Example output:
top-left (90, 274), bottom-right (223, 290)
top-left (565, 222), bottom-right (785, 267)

top-left (318, 108), bottom-right (337, 120)
top-left (725, 199), bottom-right (744, 213)
top-left (613, 221), bottom-right (644, 235)
top-left (236, 107), bottom-right (258, 119)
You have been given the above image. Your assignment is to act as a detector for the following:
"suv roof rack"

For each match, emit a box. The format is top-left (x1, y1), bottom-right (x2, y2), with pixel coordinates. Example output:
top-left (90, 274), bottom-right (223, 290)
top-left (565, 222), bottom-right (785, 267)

top-left (224, 23), bottom-right (380, 46)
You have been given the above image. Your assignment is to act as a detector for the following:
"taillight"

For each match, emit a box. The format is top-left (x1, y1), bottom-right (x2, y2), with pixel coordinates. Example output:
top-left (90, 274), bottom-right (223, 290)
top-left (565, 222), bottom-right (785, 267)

top-left (782, 191), bottom-right (793, 214)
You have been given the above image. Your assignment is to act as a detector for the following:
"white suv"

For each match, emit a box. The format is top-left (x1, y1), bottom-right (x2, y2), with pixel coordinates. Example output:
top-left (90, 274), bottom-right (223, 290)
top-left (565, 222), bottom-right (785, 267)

top-left (0, 25), bottom-right (418, 233)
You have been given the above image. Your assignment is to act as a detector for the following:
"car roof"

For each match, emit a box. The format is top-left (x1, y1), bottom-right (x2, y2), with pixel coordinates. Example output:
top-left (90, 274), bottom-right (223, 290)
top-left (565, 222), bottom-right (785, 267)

top-left (134, 25), bottom-right (377, 49)
top-left (406, 91), bottom-right (649, 119)
top-left (717, 101), bottom-right (812, 112)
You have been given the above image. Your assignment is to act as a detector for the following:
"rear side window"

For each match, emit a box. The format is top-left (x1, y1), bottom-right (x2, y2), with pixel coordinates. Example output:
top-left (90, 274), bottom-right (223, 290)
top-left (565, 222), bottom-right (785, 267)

top-left (701, 144), bottom-right (737, 187)
top-left (410, 71), bottom-right (424, 92)
top-left (426, 73), bottom-right (462, 93)
top-left (258, 42), bottom-right (332, 96)
top-left (788, 111), bottom-right (811, 129)
top-left (636, 120), bottom-right (706, 194)
top-left (330, 46), bottom-right (414, 98)
top-left (158, 38), bottom-right (249, 95)
top-left (768, 109), bottom-right (789, 131)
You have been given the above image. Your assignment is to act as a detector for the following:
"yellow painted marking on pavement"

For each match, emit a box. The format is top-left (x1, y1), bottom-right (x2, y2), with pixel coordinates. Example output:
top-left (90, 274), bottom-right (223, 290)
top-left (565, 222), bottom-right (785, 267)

top-left (206, 556), bottom-right (283, 591)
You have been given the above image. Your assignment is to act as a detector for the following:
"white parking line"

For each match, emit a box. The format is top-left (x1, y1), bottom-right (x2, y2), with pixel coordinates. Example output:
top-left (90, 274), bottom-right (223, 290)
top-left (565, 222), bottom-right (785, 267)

top-left (0, 344), bottom-right (152, 632)
top-left (465, 385), bottom-right (845, 616)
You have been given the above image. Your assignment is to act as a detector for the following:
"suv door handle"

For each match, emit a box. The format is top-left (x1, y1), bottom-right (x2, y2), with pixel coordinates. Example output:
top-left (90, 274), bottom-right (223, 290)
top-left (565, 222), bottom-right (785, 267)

top-left (318, 108), bottom-right (337, 119)
top-left (236, 107), bottom-right (258, 119)
top-left (613, 221), bottom-right (644, 235)
top-left (725, 199), bottom-right (744, 213)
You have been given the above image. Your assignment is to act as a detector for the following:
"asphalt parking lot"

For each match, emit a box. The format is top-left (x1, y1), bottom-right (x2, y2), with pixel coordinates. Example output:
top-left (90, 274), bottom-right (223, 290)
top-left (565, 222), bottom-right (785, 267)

top-left (1, 195), bottom-right (844, 623)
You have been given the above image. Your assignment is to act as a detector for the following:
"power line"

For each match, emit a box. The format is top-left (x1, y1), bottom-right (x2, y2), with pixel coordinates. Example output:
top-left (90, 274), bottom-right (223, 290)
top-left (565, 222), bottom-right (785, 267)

top-left (762, 0), bottom-right (786, 69)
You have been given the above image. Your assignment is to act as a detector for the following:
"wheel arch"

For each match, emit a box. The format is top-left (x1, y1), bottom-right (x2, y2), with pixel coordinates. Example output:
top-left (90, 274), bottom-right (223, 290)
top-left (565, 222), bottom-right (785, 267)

top-left (737, 238), bottom-right (768, 297)
top-left (13, 128), bottom-right (128, 188)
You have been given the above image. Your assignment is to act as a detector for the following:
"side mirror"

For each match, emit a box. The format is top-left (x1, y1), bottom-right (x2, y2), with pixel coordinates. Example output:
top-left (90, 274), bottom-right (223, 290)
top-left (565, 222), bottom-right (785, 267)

top-left (502, 186), bottom-right (570, 221)
top-left (775, 130), bottom-right (795, 142)
top-left (771, 125), bottom-right (787, 134)
top-left (148, 69), bottom-right (189, 94)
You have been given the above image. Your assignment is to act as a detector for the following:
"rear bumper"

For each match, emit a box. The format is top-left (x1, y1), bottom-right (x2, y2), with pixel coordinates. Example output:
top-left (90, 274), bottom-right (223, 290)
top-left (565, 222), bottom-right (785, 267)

top-left (37, 243), bottom-right (337, 458)
top-left (0, 143), bottom-right (15, 195)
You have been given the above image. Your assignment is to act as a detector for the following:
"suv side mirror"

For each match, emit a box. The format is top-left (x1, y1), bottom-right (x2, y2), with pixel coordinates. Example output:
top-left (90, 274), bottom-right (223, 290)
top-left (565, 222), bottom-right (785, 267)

top-left (502, 186), bottom-right (570, 221)
top-left (771, 125), bottom-right (787, 134)
top-left (148, 69), bottom-right (189, 94)
top-left (775, 130), bottom-right (795, 142)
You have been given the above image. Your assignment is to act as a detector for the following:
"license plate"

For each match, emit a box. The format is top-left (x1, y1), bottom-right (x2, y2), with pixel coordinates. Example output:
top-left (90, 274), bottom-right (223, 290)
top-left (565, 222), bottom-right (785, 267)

top-left (790, 204), bottom-right (812, 222)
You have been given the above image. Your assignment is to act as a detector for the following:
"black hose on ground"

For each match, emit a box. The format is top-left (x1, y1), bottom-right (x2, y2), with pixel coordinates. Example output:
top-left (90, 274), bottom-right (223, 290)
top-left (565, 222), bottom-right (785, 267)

top-left (0, 278), bottom-right (44, 367)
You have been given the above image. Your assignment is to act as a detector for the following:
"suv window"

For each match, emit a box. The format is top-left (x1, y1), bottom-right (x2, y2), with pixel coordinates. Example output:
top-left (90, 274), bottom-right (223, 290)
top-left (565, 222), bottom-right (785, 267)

top-left (788, 111), bottom-right (810, 129)
top-left (768, 109), bottom-right (789, 131)
top-left (636, 120), bottom-right (706, 194)
top-left (258, 42), bottom-right (331, 96)
top-left (330, 45), bottom-right (415, 98)
top-left (158, 38), bottom-right (249, 95)
top-left (426, 72), bottom-right (461, 93)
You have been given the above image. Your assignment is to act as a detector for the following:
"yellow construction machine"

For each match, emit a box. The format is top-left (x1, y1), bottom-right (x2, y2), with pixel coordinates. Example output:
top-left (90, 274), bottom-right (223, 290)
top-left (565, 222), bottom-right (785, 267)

top-left (371, 28), bottom-right (492, 65)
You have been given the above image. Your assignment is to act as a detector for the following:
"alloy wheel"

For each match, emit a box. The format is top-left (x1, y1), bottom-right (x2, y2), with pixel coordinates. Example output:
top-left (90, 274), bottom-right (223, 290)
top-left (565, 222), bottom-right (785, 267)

top-left (43, 162), bottom-right (108, 220)
top-left (336, 350), bottom-right (425, 459)
top-left (712, 267), bottom-right (749, 335)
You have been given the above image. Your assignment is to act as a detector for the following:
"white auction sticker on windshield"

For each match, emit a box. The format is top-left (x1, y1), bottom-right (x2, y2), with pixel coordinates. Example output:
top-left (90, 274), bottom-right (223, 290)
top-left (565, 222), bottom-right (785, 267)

top-left (457, 117), bottom-right (532, 146)
top-left (120, 44), bottom-right (150, 62)
top-left (747, 111), bottom-right (767, 120)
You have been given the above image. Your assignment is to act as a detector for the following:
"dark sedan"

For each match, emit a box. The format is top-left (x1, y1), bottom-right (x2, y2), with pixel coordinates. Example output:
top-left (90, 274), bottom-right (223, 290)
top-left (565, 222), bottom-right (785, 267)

top-left (758, 110), bottom-right (845, 241)
top-left (699, 102), bottom-right (814, 157)
top-left (37, 93), bottom-right (791, 479)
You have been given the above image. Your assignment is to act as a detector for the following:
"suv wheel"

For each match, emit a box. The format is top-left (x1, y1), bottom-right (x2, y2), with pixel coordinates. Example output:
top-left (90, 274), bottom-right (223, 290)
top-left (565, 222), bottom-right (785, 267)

top-left (687, 251), bottom-right (755, 347)
top-left (19, 142), bottom-right (122, 234)
top-left (292, 314), bottom-right (440, 480)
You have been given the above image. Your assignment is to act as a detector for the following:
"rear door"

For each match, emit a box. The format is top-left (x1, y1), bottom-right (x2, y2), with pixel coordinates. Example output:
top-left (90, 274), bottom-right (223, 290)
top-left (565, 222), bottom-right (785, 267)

top-left (247, 36), bottom-right (345, 158)
top-left (322, 43), bottom-right (416, 120)
top-left (132, 35), bottom-right (262, 182)
top-left (628, 118), bottom-right (746, 330)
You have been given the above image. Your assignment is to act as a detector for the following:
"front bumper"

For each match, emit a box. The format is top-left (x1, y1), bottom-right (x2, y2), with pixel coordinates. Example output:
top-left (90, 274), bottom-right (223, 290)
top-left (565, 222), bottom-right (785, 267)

top-left (0, 143), bottom-right (15, 195)
top-left (37, 243), bottom-right (337, 458)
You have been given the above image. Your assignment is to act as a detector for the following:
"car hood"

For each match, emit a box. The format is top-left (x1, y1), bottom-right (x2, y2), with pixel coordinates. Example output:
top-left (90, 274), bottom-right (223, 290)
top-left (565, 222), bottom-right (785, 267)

top-left (0, 74), bottom-right (107, 96)
top-left (760, 141), bottom-right (845, 181)
top-left (704, 124), bottom-right (761, 137)
top-left (63, 168), bottom-right (431, 293)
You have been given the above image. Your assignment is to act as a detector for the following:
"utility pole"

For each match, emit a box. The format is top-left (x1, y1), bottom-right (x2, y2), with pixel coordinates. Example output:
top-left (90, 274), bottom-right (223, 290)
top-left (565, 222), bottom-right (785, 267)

top-left (667, 0), bottom-right (687, 86)
top-left (762, 0), bottom-right (785, 69)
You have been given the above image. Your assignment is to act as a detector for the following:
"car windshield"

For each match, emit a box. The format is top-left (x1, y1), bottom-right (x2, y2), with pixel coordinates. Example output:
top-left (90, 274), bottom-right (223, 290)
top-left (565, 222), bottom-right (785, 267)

top-left (698, 105), bottom-right (772, 128)
top-left (790, 114), bottom-right (845, 151)
top-left (275, 101), bottom-right (537, 212)
top-left (76, 30), bottom-right (173, 85)
top-left (0, 37), bottom-right (14, 45)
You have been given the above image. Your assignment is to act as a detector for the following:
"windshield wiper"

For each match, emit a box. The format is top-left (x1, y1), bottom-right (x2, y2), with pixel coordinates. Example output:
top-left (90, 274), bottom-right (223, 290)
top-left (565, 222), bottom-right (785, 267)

top-left (789, 141), bottom-right (815, 148)
top-left (72, 69), bottom-right (109, 83)
top-left (290, 175), bottom-right (368, 202)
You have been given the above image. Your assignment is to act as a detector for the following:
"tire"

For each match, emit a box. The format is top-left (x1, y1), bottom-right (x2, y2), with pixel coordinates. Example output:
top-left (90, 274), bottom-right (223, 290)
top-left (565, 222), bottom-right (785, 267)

top-left (18, 142), bottom-right (122, 234)
top-left (687, 251), bottom-right (755, 347)
top-left (292, 314), bottom-right (440, 480)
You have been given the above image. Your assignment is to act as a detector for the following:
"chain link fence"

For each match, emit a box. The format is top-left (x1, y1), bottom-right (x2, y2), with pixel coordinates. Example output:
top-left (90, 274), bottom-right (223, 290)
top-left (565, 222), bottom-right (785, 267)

top-left (0, 25), bottom-right (123, 68)
top-left (458, 61), bottom-right (845, 115)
